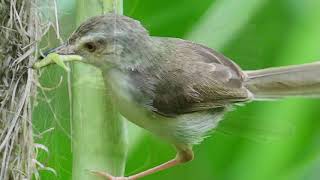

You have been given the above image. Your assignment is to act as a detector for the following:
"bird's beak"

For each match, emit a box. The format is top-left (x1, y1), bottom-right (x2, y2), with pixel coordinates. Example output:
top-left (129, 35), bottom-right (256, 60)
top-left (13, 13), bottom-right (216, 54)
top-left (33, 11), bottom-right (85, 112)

top-left (31, 44), bottom-right (83, 71)
top-left (39, 43), bottom-right (75, 59)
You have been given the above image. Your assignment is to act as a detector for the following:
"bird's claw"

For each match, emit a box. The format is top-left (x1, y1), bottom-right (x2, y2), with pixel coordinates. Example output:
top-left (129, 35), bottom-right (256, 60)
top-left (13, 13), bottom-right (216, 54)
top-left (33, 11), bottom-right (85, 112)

top-left (90, 170), bottom-right (130, 180)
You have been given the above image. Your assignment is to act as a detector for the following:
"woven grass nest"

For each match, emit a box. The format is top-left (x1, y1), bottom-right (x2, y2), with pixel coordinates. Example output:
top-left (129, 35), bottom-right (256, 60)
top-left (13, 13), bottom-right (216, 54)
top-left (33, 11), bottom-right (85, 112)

top-left (0, 0), bottom-right (46, 179)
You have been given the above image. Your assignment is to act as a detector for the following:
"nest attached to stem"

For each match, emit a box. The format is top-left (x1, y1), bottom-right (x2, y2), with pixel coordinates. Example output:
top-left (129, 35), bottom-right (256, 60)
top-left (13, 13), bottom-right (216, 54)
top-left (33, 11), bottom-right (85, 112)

top-left (0, 0), bottom-right (45, 179)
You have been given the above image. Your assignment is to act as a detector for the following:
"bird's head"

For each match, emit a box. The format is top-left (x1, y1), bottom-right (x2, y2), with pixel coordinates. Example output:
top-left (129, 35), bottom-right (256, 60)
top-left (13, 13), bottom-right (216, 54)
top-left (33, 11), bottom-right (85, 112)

top-left (46, 14), bottom-right (152, 70)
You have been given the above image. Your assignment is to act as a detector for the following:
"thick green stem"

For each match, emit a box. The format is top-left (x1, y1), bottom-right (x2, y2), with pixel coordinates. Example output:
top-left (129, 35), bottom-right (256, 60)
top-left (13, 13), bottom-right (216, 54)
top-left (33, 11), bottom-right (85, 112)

top-left (72, 1), bottom-right (126, 180)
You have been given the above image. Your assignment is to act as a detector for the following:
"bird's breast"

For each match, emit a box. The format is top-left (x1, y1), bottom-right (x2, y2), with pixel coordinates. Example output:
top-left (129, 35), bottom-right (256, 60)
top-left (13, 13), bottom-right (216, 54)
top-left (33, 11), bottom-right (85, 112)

top-left (103, 69), bottom-right (168, 131)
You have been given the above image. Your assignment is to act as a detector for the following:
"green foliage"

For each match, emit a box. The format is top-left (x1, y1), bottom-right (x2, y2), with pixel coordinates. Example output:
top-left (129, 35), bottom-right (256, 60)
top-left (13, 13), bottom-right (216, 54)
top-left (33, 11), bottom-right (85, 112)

top-left (33, 0), bottom-right (320, 179)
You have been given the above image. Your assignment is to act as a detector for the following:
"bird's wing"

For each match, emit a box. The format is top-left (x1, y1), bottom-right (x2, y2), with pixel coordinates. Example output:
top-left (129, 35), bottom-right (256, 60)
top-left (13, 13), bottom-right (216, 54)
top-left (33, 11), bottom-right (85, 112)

top-left (146, 38), bottom-right (251, 116)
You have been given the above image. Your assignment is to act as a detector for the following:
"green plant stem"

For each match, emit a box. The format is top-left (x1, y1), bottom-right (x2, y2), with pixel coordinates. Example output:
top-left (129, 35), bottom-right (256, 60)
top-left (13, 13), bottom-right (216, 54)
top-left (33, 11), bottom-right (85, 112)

top-left (72, 1), bottom-right (126, 180)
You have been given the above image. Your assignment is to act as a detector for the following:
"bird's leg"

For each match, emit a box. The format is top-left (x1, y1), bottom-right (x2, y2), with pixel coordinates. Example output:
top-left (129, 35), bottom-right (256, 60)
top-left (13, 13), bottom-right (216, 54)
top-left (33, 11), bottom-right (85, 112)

top-left (91, 146), bottom-right (194, 180)
top-left (128, 148), bottom-right (193, 180)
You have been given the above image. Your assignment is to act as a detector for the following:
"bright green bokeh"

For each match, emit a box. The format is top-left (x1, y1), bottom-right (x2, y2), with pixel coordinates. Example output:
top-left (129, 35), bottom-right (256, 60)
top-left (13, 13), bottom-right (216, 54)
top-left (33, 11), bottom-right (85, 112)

top-left (33, 0), bottom-right (320, 179)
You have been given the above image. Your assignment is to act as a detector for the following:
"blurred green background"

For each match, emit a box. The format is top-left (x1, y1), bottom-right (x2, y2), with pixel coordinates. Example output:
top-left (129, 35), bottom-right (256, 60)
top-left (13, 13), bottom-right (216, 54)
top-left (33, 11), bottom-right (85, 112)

top-left (33, 0), bottom-right (320, 179)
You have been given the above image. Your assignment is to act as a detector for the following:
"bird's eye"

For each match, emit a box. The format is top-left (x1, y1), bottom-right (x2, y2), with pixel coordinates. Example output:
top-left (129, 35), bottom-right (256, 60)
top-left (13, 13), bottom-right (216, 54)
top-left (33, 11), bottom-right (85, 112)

top-left (84, 42), bottom-right (96, 52)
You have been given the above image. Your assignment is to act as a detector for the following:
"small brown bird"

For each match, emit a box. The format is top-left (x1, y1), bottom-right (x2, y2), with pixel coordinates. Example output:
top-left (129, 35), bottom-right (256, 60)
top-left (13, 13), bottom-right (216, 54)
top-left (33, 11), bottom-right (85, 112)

top-left (41, 14), bottom-right (320, 180)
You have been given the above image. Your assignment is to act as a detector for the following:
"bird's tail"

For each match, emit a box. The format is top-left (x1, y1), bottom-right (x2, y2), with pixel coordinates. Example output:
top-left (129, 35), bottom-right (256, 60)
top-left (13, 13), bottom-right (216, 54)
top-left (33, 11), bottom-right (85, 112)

top-left (244, 61), bottom-right (320, 100)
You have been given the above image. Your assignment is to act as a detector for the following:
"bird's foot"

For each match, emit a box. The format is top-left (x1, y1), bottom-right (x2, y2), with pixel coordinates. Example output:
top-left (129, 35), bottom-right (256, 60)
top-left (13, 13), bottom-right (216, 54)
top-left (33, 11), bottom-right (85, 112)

top-left (90, 170), bottom-right (130, 180)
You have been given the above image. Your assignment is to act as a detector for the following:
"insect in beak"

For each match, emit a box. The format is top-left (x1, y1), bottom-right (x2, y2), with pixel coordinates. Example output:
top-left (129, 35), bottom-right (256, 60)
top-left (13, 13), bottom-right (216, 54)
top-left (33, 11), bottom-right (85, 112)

top-left (31, 44), bottom-right (82, 71)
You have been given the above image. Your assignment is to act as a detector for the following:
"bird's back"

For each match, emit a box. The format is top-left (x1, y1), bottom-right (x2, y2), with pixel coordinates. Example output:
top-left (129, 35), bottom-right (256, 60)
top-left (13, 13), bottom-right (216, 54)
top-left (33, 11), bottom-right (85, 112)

top-left (130, 37), bottom-right (252, 117)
